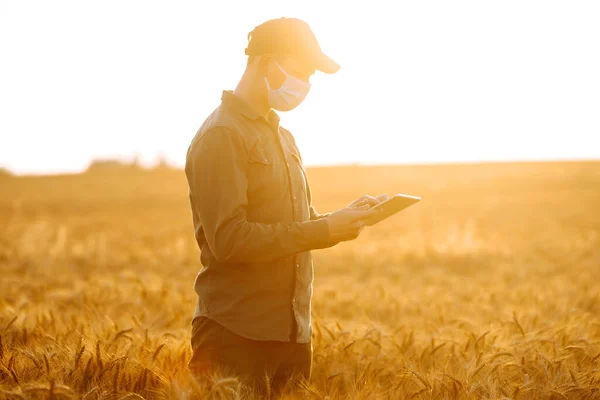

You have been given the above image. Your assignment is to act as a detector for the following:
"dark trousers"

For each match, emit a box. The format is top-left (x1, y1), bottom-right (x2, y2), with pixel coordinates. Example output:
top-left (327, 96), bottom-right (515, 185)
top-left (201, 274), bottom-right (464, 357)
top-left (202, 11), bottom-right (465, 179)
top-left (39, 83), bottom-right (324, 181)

top-left (188, 316), bottom-right (312, 395)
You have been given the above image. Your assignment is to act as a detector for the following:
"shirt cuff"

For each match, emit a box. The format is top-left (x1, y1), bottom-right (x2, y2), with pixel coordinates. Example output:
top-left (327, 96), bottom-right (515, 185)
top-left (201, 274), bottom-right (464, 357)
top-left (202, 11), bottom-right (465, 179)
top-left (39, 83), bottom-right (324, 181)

top-left (304, 218), bottom-right (333, 249)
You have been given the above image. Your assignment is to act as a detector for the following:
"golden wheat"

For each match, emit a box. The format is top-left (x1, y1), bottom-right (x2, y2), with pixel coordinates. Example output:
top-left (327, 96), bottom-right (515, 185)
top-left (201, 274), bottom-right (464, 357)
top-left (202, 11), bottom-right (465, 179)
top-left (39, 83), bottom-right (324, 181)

top-left (0, 162), bottom-right (599, 399)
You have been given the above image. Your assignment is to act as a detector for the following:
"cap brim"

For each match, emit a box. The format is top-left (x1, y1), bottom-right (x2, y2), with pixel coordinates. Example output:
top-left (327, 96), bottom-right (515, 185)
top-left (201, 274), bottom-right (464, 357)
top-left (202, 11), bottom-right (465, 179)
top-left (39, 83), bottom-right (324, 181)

top-left (314, 52), bottom-right (340, 74)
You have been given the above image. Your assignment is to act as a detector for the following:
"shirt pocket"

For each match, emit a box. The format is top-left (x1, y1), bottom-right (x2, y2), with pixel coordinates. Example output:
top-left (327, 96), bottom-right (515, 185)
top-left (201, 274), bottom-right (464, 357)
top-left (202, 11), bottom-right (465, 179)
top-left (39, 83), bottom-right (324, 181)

top-left (247, 147), bottom-right (272, 166)
top-left (246, 143), bottom-right (278, 204)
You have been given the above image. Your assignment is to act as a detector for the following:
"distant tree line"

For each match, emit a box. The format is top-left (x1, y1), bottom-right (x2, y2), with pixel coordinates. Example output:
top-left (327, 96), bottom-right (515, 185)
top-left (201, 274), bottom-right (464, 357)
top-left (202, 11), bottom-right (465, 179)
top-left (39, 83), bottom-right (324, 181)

top-left (85, 155), bottom-right (176, 174)
top-left (0, 167), bottom-right (13, 176)
top-left (0, 157), bottom-right (177, 177)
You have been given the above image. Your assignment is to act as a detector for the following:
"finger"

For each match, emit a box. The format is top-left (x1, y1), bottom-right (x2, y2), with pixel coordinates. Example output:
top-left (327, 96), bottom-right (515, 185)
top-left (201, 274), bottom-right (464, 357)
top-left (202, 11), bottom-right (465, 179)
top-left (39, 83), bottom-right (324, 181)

top-left (363, 197), bottom-right (380, 207)
top-left (376, 193), bottom-right (390, 202)
top-left (349, 205), bottom-right (379, 214)
top-left (350, 195), bottom-right (373, 208)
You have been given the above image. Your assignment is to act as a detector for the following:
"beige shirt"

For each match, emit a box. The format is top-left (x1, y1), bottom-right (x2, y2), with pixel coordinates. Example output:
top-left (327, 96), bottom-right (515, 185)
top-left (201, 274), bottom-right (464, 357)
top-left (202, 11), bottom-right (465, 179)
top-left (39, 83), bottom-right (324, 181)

top-left (185, 90), bottom-right (334, 343)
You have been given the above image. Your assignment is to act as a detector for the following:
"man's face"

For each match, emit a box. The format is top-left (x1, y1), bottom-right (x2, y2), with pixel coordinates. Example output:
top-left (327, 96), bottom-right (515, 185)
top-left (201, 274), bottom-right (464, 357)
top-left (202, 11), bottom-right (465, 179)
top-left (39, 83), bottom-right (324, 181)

top-left (265, 54), bottom-right (315, 90)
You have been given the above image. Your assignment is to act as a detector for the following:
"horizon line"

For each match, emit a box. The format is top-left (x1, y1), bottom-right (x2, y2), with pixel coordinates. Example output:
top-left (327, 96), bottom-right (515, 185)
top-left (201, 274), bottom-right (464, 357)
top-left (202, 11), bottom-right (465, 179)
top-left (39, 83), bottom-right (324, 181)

top-left (2, 157), bottom-right (599, 178)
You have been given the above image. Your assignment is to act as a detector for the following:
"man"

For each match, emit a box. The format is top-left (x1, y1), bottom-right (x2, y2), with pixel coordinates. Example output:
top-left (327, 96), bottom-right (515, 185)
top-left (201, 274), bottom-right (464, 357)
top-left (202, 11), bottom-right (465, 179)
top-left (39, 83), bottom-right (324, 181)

top-left (185, 17), bottom-right (387, 394)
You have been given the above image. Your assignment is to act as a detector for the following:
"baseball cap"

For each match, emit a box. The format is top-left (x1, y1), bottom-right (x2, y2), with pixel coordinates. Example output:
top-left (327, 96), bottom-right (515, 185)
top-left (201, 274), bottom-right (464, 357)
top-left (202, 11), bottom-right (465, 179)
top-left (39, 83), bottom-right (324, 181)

top-left (244, 17), bottom-right (340, 74)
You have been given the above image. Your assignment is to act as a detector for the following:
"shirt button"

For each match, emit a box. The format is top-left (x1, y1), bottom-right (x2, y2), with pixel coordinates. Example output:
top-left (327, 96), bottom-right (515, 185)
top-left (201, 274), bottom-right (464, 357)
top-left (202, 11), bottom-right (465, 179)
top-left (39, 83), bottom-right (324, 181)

top-left (293, 195), bottom-right (297, 200)
top-left (296, 263), bottom-right (300, 268)
top-left (292, 298), bottom-right (296, 304)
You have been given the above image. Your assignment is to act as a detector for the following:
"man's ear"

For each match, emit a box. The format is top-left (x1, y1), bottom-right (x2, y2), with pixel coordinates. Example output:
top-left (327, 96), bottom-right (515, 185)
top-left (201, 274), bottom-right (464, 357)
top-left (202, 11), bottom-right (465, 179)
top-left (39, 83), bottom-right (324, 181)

top-left (245, 55), bottom-right (266, 73)
top-left (257, 55), bottom-right (272, 74)
top-left (246, 55), bottom-right (270, 79)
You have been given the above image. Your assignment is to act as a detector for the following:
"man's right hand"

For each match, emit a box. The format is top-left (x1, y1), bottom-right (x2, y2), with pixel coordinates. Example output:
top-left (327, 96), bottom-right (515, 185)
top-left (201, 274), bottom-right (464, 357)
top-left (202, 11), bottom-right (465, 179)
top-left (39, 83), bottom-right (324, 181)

top-left (325, 205), bottom-right (377, 243)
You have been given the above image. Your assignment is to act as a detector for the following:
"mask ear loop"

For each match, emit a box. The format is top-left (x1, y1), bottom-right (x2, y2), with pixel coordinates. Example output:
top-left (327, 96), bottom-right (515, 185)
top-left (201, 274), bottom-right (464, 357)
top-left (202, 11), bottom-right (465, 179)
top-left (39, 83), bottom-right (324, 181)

top-left (262, 56), bottom-right (288, 90)
top-left (273, 60), bottom-right (291, 78)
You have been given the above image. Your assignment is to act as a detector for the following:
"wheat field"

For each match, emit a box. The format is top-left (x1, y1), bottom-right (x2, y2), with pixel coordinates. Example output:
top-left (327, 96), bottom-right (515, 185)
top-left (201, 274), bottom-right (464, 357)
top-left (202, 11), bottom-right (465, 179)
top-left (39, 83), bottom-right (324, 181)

top-left (0, 161), bottom-right (599, 399)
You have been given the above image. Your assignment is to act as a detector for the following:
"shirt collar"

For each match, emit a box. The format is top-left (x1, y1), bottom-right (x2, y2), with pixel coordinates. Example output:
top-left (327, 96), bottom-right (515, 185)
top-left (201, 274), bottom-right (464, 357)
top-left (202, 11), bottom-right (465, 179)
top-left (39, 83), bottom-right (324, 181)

top-left (221, 90), bottom-right (280, 127)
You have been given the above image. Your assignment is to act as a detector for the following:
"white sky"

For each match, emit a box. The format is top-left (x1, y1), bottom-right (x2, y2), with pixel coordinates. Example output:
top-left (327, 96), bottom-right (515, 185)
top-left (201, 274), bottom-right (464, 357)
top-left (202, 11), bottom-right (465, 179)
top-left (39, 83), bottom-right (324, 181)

top-left (1, 0), bottom-right (599, 175)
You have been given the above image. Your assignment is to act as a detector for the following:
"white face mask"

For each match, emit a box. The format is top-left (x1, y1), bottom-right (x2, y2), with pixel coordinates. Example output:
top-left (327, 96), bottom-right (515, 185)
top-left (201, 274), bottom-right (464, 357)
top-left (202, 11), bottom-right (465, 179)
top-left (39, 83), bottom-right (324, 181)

top-left (265, 61), bottom-right (311, 111)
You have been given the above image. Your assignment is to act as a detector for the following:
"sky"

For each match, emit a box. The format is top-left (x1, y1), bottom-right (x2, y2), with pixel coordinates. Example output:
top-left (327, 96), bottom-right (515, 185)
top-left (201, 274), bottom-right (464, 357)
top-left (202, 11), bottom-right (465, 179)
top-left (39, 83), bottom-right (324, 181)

top-left (1, 0), bottom-right (599, 175)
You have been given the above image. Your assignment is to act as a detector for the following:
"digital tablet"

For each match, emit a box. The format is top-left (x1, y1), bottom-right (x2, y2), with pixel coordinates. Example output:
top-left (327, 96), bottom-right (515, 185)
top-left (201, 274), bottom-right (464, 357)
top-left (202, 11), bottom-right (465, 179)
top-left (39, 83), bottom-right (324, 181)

top-left (365, 193), bottom-right (421, 226)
